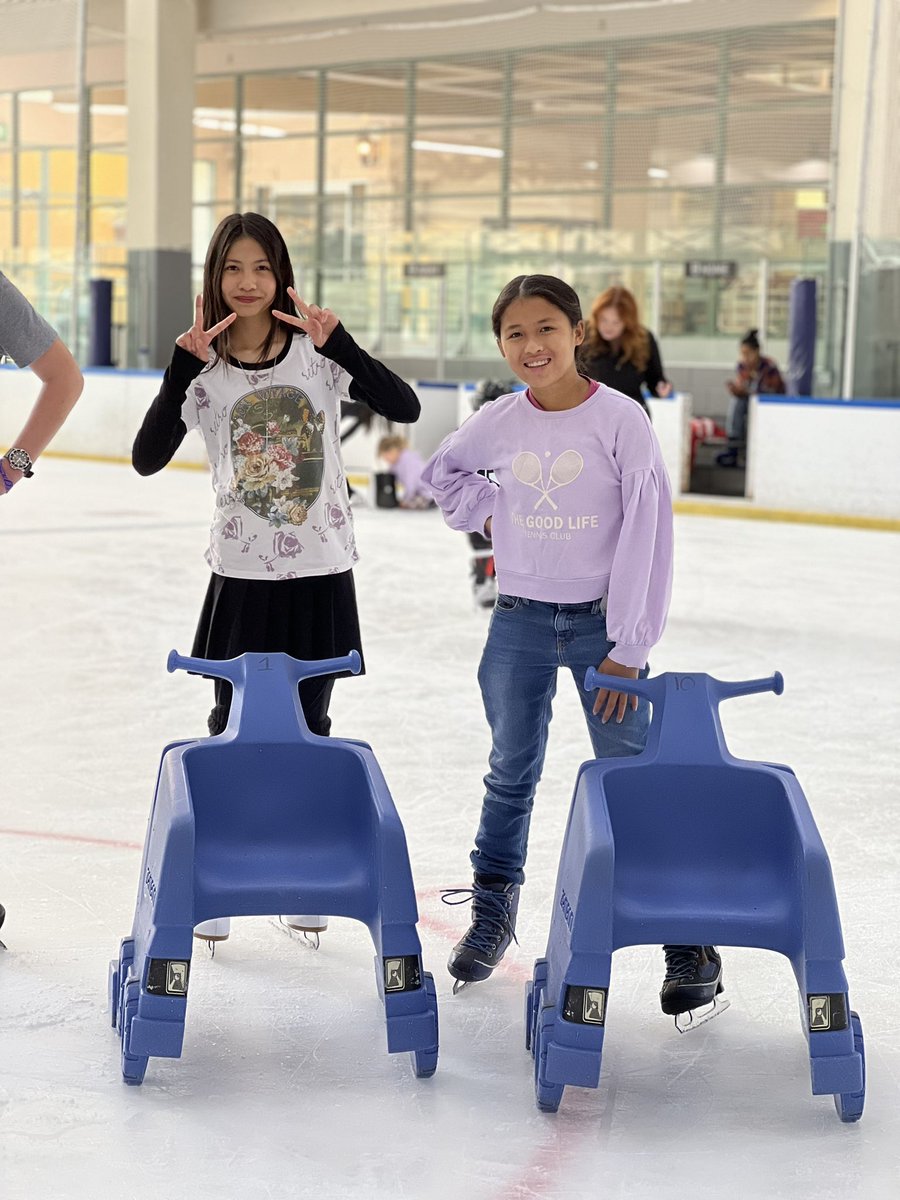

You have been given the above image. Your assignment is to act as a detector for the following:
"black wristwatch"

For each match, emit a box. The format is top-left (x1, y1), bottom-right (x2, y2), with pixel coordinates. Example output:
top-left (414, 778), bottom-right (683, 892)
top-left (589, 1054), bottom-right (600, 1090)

top-left (4, 448), bottom-right (34, 477)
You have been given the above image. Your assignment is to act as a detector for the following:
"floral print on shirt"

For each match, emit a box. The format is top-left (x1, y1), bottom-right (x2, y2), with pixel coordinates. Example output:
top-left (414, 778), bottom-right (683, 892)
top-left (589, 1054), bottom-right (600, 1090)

top-left (230, 384), bottom-right (327, 528)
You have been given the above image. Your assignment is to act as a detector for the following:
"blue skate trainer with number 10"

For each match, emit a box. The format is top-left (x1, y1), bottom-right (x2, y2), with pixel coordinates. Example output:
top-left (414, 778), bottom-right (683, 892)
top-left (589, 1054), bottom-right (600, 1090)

top-left (108, 650), bottom-right (439, 1086)
top-left (527, 669), bottom-right (865, 1121)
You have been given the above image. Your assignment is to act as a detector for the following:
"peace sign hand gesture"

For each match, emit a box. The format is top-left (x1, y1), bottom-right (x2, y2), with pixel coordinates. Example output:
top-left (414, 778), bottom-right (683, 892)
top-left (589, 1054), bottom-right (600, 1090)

top-left (272, 287), bottom-right (340, 348)
top-left (176, 295), bottom-right (237, 362)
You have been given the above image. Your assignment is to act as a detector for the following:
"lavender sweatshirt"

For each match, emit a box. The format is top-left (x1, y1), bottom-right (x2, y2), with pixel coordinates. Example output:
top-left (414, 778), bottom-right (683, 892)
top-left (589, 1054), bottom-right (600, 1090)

top-left (422, 382), bottom-right (673, 668)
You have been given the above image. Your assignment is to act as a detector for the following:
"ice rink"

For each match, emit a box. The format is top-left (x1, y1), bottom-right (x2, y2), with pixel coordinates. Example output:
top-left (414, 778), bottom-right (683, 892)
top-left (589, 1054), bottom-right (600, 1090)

top-left (1, 457), bottom-right (898, 1200)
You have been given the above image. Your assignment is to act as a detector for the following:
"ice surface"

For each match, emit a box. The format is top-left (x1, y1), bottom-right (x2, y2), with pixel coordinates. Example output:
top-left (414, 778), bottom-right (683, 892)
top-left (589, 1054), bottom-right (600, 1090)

top-left (1, 458), bottom-right (898, 1199)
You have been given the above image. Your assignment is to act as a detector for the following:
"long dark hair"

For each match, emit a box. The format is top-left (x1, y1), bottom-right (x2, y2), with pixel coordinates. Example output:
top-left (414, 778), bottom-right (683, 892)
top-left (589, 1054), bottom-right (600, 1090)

top-left (201, 212), bottom-right (296, 364)
top-left (491, 274), bottom-right (584, 340)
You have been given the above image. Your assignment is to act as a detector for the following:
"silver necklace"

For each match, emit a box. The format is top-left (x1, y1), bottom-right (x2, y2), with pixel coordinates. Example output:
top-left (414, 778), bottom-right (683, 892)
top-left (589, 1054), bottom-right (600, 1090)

top-left (233, 349), bottom-right (278, 448)
top-left (234, 352), bottom-right (276, 391)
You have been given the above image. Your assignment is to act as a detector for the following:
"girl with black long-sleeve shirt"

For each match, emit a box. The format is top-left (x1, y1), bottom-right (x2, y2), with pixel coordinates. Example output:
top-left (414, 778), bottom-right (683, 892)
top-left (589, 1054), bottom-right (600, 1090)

top-left (133, 212), bottom-right (419, 946)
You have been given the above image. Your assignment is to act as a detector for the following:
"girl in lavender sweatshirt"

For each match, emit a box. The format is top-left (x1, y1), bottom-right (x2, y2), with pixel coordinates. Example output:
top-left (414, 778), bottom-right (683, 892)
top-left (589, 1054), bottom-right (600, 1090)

top-left (424, 276), bottom-right (719, 1016)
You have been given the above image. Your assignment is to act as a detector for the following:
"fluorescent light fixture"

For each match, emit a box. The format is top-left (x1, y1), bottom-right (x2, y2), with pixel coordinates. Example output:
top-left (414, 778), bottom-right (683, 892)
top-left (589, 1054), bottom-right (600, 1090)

top-left (413, 139), bottom-right (503, 159)
top-left (582, 159), bottom-right (600, 171)
top-left (54, 103), bottom-right (128, 116)
top-left (647, 166), bottom-right (670, 179)
top-left (193, 117), bottom-right (287, 138)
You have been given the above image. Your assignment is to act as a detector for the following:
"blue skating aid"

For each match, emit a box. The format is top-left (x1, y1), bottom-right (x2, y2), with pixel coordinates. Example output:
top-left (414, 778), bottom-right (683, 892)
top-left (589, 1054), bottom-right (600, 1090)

top-left (527, 670), bottom-right (864, 1121)
top-left (108, 650), bottom-right (438, 1085)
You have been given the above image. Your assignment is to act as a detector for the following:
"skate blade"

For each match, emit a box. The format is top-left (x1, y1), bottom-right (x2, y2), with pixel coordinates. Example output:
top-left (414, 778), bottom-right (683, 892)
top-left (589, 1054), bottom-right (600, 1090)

top-left (271, 917), bottom-right (321, 950)
top-left (674, 995), bottom-right (730, 1033)
top-left (452, 978), bottom-right (476, 996)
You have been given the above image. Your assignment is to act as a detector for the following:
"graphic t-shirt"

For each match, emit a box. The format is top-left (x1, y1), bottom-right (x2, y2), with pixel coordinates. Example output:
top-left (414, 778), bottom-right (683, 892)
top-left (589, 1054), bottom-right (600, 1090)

top-left (182, 335), bottom-right (358, 580)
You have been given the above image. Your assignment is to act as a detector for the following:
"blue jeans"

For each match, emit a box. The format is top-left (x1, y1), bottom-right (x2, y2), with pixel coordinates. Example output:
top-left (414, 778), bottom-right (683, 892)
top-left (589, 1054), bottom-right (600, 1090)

top-left (471, 595), bottom-right (650, 885)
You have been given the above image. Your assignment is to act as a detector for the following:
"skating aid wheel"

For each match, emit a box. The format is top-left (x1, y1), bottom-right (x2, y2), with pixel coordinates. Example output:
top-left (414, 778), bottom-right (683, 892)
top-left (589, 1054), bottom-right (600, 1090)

top-left (121, 977), bottom-right (149, 1086)
top-left (409, 972), bottom-right (439, 1078)
top-left (526, 958), bottom-right (548, 1055)
top-left (533, 1009), bottom-right (564, 1113)
top-left (109, 937), bottom-right (135, 1032)
top-left (833, 1011), bottom-right (865, 1123)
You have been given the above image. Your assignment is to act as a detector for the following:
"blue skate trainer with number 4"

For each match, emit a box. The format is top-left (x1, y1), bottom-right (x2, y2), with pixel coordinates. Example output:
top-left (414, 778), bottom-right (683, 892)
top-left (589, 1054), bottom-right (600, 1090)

top-left (527, 670), bottom-right (865, 1121)
top-left (108, 650), bottom-right (439, 1086)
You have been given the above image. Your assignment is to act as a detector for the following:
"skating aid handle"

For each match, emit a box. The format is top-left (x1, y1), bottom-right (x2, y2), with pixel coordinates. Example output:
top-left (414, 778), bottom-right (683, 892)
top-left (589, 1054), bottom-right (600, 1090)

top-left (583, 669), bottom-right (783, 764)
top-left (583, 668), bottom-right (782, 706)
top-left (167, 648), bottom-right (362, 687)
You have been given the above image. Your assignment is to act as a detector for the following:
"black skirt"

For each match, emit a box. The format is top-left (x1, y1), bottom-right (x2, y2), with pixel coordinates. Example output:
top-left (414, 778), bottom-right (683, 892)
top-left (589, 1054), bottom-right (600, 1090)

top-left (191, 569), bottom-right (365, 675)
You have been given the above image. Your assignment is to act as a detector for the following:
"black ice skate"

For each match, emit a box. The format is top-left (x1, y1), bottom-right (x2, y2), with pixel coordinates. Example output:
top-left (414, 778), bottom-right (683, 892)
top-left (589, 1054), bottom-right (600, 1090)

top-left (660, 945), bottom-right (729, 1032)
top-left (0, 901), bottom-right (6, 950)
top-left (443, 876), bottom-right (520, 994)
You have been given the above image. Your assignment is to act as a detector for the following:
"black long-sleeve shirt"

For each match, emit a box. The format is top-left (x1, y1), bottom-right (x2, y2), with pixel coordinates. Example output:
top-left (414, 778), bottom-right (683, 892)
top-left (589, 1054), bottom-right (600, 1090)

top-left (579, 329), bottom-right (668, 418)
top-left (133, 324), bottom-right (419, 475)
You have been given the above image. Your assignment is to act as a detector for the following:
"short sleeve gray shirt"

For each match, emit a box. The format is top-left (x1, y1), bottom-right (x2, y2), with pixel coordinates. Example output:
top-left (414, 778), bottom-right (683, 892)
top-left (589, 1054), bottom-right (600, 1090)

top-left (0, 270), bottom-right (58, 368)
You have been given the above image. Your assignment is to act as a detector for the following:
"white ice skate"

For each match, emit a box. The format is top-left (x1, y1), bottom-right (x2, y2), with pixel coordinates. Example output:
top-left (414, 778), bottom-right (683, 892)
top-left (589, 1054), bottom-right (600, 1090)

top-left (674, 994), bottom-right (731, 1033)
top-left (194, 916), bottom-right (231, 956)
top-left (279, 914), bottom-right (328, 949)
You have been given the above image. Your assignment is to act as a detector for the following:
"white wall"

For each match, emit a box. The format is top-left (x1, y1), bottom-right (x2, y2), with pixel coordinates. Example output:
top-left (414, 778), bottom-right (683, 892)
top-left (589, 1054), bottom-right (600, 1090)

top-left (748, 395), bottom-right (900, 519)
top-left (647, 392), bottom-right (689, 496)
top-left (0, 365), bottom-right (208, 468)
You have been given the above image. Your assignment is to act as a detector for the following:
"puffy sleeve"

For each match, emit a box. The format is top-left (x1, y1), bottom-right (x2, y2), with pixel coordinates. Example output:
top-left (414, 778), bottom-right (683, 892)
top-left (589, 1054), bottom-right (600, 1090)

top-left (605, 460), bottom-right (674, 669)
top-left (421, 414), bottom-right (497, 535)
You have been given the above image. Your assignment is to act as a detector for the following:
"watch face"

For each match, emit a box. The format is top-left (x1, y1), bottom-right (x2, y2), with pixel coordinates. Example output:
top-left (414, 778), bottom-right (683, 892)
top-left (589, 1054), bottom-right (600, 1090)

top-left (6, 448), bottom-right (32, 474)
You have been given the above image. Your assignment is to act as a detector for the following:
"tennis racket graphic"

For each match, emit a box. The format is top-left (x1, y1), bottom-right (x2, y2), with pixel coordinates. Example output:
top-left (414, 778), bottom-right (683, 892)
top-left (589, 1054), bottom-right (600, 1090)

top-left (512, 449), bottom-right (584, 510)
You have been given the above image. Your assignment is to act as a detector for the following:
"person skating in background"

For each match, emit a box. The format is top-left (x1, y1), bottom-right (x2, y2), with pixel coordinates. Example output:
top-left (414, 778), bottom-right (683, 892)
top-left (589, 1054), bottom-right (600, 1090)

top-left (580, 285), bottom-right (672, 420)
top-left (376, 434), bottom-right (434, 509)
top-left (717, 328), bottom-right (785, 467)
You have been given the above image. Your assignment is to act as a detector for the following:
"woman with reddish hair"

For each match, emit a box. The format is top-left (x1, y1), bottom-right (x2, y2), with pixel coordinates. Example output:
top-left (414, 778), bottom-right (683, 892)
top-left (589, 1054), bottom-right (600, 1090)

top-left (580, 285), bottom-right (672, 419)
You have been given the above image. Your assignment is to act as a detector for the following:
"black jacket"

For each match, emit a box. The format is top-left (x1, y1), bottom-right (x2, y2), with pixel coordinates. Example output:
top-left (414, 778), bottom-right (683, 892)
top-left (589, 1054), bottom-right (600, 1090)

top-left (580, 329), bottom-right (668, 418)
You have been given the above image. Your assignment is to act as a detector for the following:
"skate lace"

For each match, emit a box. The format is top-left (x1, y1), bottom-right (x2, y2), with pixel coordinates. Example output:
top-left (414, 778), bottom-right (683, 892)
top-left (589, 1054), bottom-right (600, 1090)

top-left (662, 945), bottom-right (701, 980)
top-left (442, 887), bottom-right (519, 954)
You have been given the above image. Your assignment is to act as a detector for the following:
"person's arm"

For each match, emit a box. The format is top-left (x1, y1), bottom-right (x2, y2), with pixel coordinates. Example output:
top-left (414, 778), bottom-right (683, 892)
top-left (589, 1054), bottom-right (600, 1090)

top-left (132, 346), bottom-right (205, 475)
top-left (133, 296), bottom-right (235, 475)
top-left (760, 359), bottom-right (786, 394)
top-left (726, 361), bottom-right (749, 398)
top-left (1, 338), bottom-right (83, 491)
top-left (603, 462), bottom-right (674, 671)
top-left (645, 331), bottom-right (672, 397)
top-left (271, 288), bottom-right (420, 423)
top-left (316, 322), bottom-right (420, 424)
top-left (421, 416), bottom-right (497, 535)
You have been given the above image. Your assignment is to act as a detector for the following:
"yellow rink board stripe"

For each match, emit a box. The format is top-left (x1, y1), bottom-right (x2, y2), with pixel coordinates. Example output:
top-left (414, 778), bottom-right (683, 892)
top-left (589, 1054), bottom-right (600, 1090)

top-left (29, 450), bottom-right (900, 534)
top-left (673, 499), bottom-right (900, 533)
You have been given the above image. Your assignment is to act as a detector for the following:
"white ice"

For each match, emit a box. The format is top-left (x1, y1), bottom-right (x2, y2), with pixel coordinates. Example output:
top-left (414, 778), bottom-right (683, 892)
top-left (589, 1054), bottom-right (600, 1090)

top-left (1, 458), bottom-right (899, 1200)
